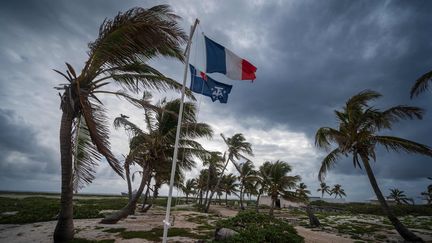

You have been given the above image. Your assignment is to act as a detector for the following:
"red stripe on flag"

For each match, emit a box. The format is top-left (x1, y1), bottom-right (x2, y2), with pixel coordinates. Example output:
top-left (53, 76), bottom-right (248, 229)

top-left (241, 59), bottom-right (257, 80)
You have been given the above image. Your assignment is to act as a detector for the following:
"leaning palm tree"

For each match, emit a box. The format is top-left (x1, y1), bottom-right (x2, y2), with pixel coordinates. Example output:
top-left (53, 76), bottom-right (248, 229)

top-left (181, 179), bottom-right (196, 204)
top-left (260, 160), bottom-right (300, 216)
top-left (205, 133), bottom-right (253, 212)
top-left (388, 188), bottom-right (413, 205)
top-left (315, 90), bottom-right (432, 242)
top-left (53, 5), bottom-right (187, 242)
top-left (330, 184), bottom-right (346, 199)
top-left (101, 98), bottom-right (212, 224)
top-left (317, 182), bottom-right (331, 198)
top-left (410, 69), bottom-right (432, 98)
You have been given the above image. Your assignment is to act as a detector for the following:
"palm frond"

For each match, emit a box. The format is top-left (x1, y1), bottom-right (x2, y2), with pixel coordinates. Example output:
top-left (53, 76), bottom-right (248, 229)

top-left (80, 97), bottom-right (123, 177)
top-left (382, 106), bottom-right (424, 123)
top-left (113, 116), bottom-right (144, 136)
top-left (374, 136), bottom-right (432, 156)
top-left (72, 116), bottom-right (100, 191)
top-left (410, 69), bottom-right (432, 98)
top-left (346, 90), bottom-right (381, 110)
top-left (318, 148), bottom-right (342, 182)
top-left (87, 5), bottom-right (186, 72)
top-left (315, 127), bottom-right (343, 150)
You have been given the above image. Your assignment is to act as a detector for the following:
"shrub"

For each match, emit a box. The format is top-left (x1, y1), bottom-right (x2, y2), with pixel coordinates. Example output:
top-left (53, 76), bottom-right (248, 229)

top-left (215, 211), bottom-right (304, 242)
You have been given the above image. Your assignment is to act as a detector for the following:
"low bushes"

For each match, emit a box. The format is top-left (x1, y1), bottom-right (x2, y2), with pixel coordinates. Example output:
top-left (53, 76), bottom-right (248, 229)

top-left (215, 211), bottom-right (304, 242)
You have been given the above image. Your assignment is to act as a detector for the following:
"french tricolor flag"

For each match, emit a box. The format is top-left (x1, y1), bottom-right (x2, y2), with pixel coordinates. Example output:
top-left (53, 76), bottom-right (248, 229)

top-left (205, 35), bottom-right (257, 81)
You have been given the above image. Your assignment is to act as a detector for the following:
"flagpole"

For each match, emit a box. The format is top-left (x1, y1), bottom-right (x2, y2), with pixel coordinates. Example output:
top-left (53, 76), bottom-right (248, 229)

top-left (162, 18), bottom-right (199, 243)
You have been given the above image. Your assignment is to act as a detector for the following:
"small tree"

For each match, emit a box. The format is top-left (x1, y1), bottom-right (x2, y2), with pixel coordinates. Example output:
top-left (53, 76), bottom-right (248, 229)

top-left (330, 184), bottom-right (346, 199)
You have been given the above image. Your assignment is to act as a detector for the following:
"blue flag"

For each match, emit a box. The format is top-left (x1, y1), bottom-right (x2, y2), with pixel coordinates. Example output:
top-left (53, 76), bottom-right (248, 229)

top-left (189, 64), bottom-right (233, 103)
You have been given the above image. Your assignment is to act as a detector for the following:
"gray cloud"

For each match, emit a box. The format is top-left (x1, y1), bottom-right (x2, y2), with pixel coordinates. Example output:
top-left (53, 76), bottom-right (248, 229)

top-left (0, 108), bottom-right (58, 180)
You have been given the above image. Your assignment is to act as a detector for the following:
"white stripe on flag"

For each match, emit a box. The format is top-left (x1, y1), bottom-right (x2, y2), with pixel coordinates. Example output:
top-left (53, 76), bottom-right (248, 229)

top-left (225, 48), bottom-right (243, 80)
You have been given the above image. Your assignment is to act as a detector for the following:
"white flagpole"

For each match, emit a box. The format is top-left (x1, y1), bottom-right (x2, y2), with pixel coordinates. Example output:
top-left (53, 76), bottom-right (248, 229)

top-left (162, 18), bottom-right (199, 243)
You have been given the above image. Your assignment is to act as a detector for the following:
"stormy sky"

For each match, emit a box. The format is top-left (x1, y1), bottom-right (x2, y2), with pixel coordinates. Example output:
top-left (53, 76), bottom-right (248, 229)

top-left (0, 0), bottom-right (431, 202)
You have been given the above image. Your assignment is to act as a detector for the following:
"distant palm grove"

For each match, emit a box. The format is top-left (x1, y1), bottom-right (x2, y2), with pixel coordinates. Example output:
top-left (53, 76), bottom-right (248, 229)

top-left (52, 4), bottom-right (432, 243)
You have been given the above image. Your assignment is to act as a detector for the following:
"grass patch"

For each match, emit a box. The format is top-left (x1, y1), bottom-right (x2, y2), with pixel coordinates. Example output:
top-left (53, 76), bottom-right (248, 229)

top-left (102, 227), bottom-right (126, 233)
top-left (120, 227), bottom-right (209, 241)
top-left (0, 196), bottom-right (128, 224)
top-left (70, 239), bottom-right (115, 243)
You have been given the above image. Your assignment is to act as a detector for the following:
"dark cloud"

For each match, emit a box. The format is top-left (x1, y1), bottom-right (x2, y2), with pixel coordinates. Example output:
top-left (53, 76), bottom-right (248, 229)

top-left (0, 108), bottom-right (58, 180)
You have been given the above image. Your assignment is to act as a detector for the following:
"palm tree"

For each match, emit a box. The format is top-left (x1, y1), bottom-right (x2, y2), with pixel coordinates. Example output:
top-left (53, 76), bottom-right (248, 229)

top-left (220, 173), bottom-right (239, 206)
top-left (260, 160), bottom-right (300, 216)
top-left (53, 5), bottom-right (187, 242)
top-left (202, 152), bottom-right (225, 208)
top-left (317, 182), bottom-right (331, 198)
top-left (410, 69), bottom-right (432, 98)
top-left (205, 133), bottom-right (253, 212)
top-left (101, 98), bottom-right (212, 223)
top-left (330, 184), bottom-right (346, 199)
top-left (254, 163), bottom-right (270, 212)
top-left (181, 179), bottom-right (196, 204)
top-left (388, 188), bottom-right (413, 205)
top-left (296, 183), bottom-right (311, 200)
top-left (315, 90), bottom-right (432, 242)
top-left (236, 160), bottom-right (257, 210)
top-left (420, 178), bottom-right (432, 205)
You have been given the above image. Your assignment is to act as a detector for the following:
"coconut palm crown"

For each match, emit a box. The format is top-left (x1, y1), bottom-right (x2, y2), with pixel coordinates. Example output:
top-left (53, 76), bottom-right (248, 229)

top-left (317, 182), bottom-right (331, 198)
top-left (315, 89), bottom-right (432, 242)
top-left (53, 5), bottom-right (189, 242)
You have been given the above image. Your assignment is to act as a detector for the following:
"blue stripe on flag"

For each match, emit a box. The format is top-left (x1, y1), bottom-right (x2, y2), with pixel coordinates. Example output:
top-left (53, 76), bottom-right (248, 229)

top-left (205, 36), bottom-right (226, 74)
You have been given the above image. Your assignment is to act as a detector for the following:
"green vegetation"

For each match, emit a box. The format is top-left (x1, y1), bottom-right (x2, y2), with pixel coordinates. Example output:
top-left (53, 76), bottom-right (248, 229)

top-left (310, 200), bottom-right (432, 216)
top-left (102, 228), bottom-right (126, 233)
top-left (215, 211), bottom-right (304, 242)
top-left (120, 227), bottom-right (210, 241)
top-left (70, 239), bottom-right (115, 243)
top-left (0, 196), bottom-right (128, 224)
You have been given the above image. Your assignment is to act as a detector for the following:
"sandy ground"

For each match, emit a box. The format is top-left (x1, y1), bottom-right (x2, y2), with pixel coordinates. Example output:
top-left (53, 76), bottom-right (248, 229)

top-left (1, 205), bottom-right (430, 242)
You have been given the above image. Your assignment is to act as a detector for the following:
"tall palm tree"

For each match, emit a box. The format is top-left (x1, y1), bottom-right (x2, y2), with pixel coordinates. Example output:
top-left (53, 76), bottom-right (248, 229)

top-left (254, 163), bottom-right (271, 212)
top-left (205, 133), bottom-right (253, 212)
top-left (260, 160), bottom-right (300, 216)
top-left (101, 98), bottom-right (212, 223)
top-left (410, 69), bottom-right (432, 98)
top-left (220, 174), bottom-right (239, 206)
top-left (315, 90), bottom-right (432, 242)
top-left (317, 182), bottom-right (331, 198)
top-left (388, 188), bottom-right (413, 205)
top-left (202, 152), bottom-right (224, 208)
top-left (330, 184), bottom-right (346, 199)
top-left (296, 182), bottom-right (320, 227)
top-left (181, 179), bottom-right (196, 204)
top-left (53, 5), bottom-right (187, 242)
top-left (235, 160), bottom-right (257, 210)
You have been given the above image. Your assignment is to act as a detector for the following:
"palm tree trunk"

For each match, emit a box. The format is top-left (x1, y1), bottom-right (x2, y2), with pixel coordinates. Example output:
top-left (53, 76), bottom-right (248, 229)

top-left (101, 163), bottom-right (150, 224)
top-left (54, 108), bottom-right (75, 243)
top-left (141, 175), bottom-right (152, 211)
top-left (205, 158), bottom-right (229, 212)
top-left (255, 193), bottom-right (261, 213)
top-left (269, 197), bottom-right (275, 216)
top-left (225, 193), bottom-right (228, 206)
top-left (239, 184), bottom-right (244, 210)
top-left (125, 160), bottom-right (132, 202)
top-left (185, 194), bottom-right (189, 204)
top-left (361, 156), bottom-right (423, 242)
